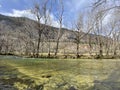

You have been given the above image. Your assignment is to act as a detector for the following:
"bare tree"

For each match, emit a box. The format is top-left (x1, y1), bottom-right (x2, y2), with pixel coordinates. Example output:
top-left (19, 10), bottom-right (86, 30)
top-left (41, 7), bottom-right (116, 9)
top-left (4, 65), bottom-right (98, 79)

top-left (54, 0), bottom-right (64, 56)
top-left (32, 0), bottom-right (50, 57)
top-left (103, 17), bottom-right (117, 56)
top-left (73, 14), bottom-right (84, 58)
top-left (42, 0), bottom-right (53, 57)
top-left (72, 12), bottom-right (93, 58)
top-left (0, 30), bottom-right (4, 54)
top-left (92, 5), bottom-right (109, 57)
top-left (45, 16), bottom-right (53, 57)
top-left (22, 23), bottom-right (36, 57)
top-left (111, 12), bottom-right (120, 56)
top-left (85, 11), bottom-right (96, 56)
top-left (92, 0), bottom-right (120, 58)
top-left (93, 0), bottom-right (120, 10)
top-left (32, 3), bottom-right (43, 57)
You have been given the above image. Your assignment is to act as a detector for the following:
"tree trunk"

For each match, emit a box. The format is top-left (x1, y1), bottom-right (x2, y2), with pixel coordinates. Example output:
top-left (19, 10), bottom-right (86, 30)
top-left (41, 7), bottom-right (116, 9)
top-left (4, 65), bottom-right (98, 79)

top-left (36, 33), bottom-right (41, 58)
top-left (113, 47), bottom-right (117, 56)
top-left (54, 22), bottom-right (62, 56)
top-left (55, 39), bottom-right (59, 56)
top-left (99, 42), bottom-right (103, 57)
top-left (76, 43), bottom-right (80, 58)
top-left (48, 40), bottom-right (51, 57)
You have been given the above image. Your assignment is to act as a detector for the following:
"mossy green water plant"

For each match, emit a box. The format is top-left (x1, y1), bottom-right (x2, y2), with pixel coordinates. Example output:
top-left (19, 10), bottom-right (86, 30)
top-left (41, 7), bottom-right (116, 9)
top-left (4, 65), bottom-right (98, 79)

top-left (0, 57), bottom-right (120, 90)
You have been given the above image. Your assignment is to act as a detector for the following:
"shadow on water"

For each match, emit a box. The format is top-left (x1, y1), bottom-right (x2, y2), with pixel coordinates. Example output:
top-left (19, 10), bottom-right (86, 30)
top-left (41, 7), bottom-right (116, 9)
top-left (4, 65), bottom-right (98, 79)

top-left (90, 62), bottom-right (120, 90)
top-left (0, 64), bottom-right (44, 90)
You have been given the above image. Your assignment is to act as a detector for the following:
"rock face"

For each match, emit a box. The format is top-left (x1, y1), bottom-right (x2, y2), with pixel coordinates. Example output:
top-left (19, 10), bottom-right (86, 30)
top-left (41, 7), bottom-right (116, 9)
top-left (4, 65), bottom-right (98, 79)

top-left (0, 14), bottom-right (97, 42)
top-left (0, 14), bottom-right (110, 55)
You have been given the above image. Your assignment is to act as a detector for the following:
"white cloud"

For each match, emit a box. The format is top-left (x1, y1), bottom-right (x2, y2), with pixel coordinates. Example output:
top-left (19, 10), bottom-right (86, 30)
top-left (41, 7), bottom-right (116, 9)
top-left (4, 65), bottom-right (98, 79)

top-left (103, 14), bottom-right (111, 25)
top-left (1, 9), bottom-right (61, 28)
top-left (65, 0), bottom-right (91, 13)
top-left (46, 13), bottom-right (60, 27)
top-left (2, 9), bottom-right (36, 20)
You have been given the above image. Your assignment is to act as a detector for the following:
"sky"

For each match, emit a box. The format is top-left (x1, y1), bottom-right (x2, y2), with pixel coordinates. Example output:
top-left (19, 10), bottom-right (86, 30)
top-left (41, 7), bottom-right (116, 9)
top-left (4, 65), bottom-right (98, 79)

top-left (0, 0), bottom-right (92, 28)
